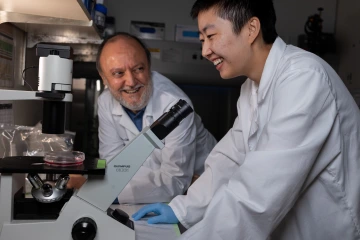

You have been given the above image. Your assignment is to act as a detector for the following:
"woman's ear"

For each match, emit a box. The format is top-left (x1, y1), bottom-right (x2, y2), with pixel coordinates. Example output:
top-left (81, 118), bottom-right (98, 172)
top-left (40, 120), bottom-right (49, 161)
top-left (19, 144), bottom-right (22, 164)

top-left (247, 17), bottom-right (261, 44)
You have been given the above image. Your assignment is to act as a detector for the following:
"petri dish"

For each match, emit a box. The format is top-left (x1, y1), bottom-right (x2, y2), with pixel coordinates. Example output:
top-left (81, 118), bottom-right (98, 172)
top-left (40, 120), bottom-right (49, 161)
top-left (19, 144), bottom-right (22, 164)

top-left (43, 151), bottom-right (85, 167)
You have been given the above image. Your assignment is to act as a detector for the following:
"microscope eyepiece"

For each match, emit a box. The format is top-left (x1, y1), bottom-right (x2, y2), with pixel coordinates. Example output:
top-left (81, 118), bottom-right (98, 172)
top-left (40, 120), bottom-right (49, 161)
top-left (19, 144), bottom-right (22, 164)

top-left (150, 99), bottom-right (193, 140)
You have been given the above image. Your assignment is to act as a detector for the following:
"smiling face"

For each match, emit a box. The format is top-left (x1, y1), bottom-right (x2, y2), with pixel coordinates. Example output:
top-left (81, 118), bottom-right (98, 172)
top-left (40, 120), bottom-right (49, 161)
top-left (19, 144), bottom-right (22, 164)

top-left (99, 36), bottom-right (152, 112)
top-left (198, 8), bottom-right (253, 79)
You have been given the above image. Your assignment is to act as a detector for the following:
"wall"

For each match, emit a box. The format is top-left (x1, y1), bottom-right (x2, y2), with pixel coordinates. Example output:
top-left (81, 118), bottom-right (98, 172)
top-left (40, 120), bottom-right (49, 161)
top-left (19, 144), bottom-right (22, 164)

top-left (107, 0), bottom-right (197, 41)
top-left (106, 0), bottom-right (337, 45)
top-left (335, 0), bottom-right (360, 91)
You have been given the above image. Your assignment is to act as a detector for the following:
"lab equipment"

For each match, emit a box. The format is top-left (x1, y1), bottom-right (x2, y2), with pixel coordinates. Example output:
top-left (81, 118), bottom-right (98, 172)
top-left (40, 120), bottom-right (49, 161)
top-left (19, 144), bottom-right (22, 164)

top-left (0, 44), bottom-right (73, 134)
top-left (304, 7), bottom-right (324, 35)
top-left (0, 99), bottom-right (193, 240)
top-left (298, 7), bottom-right (335, 55)
top-left (0, 45), bottom-right (194, 239)
top-left (43, 151), bottom-right (85, 166)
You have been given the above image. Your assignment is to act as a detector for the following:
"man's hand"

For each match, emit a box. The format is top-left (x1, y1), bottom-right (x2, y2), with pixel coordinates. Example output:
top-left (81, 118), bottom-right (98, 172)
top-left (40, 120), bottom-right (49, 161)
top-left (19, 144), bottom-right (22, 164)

top-left (67, 174), bottom-right (87, 189)
top-left (132, 203), bottom-right (179, 224)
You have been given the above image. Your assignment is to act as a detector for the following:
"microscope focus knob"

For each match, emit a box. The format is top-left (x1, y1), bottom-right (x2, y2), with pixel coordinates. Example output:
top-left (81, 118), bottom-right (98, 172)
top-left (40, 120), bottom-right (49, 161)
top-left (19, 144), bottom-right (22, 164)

top-left (71, 217), bottom-right (97, 240)
top-left (111, 208), bottom-right (130, 225)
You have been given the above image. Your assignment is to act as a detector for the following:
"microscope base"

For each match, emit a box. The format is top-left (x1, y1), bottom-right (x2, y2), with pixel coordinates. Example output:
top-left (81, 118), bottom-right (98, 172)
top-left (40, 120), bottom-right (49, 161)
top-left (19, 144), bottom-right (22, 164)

top-left (0, 196), bottom-right (135, 240)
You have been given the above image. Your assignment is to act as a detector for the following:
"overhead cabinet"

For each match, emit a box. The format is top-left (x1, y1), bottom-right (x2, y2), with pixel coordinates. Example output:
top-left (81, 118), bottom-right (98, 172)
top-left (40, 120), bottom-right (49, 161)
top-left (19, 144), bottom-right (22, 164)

top-left (0, 0), bottom-right (102, 47)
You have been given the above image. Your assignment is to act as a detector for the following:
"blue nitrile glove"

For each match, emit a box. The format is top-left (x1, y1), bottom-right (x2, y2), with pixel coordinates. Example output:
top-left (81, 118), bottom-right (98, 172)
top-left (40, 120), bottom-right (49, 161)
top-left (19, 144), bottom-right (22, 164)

top-left (132, 203), bottom-right (179, 224)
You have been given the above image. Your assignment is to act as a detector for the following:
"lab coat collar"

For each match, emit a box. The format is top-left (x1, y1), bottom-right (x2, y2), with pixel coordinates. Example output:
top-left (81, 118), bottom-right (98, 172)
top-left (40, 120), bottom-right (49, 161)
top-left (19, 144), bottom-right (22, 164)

top-left (111, 96), bottom-right (124, 116)
top-left (258, 37), bottom-right (287, 103)
top-left (143, 73), bottom-right (154, 121)
top-left (111, 97), bottom-right (140, 135)
top-left (143, 96), bottom-right (154, 122)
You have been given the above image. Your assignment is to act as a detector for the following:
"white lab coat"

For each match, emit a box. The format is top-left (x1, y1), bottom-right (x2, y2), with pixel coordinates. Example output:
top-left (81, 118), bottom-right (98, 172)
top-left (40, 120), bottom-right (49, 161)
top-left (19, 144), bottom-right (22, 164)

top-left (97, 71), bottom-right (217, 204)
top-left (169, 37), bottom-right (360, 239)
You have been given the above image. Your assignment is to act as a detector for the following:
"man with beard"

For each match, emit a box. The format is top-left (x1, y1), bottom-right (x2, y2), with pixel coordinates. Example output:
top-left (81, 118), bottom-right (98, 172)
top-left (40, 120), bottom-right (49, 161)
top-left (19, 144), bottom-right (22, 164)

top-left (68, 32), bottom-right (217, 204)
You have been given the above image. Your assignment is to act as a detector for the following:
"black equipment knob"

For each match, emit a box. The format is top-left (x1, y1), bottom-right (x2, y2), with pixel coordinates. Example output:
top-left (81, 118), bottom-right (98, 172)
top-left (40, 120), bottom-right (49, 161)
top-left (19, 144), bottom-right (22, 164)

top-left (71, 217), bottom-right (97, 240)
top-left (41, 183), bottom-right (53, 197)
top-left (111, 208), bottom-right (130, 225)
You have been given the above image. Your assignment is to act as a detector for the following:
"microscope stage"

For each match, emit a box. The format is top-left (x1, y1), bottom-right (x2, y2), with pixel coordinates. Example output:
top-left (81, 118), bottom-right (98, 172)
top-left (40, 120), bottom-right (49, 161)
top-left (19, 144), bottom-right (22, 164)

top-left (0, 156), bottom-right (105, 175)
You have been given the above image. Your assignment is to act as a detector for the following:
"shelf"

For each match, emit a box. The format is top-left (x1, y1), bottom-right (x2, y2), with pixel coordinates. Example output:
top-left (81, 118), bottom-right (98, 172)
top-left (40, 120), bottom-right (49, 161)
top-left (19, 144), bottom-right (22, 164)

top-left (0, 0), bottom-right (102, 47)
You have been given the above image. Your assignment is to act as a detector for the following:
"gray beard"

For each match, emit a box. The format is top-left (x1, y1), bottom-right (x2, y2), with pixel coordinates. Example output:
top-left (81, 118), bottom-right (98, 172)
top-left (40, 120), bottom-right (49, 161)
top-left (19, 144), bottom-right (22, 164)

top-left (113, 78), bottom-right (153, 112)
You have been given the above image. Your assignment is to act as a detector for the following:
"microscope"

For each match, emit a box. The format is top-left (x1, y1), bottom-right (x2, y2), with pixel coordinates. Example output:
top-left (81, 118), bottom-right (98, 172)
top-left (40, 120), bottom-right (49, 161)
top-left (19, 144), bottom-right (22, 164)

top-left (0, 44), bottom-right (194, 239)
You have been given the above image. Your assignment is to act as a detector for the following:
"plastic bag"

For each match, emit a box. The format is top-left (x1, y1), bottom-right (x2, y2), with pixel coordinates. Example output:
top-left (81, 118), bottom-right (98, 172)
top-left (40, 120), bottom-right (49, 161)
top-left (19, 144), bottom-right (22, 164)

top-left (0, 122), bottom-right (75, 158)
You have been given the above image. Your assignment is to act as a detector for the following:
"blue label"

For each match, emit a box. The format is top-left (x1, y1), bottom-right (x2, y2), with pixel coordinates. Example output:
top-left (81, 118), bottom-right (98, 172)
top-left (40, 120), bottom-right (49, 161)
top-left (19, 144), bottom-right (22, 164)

top-left (183, 31), bottom-right (199, 38)
top-left (139, 27), bottom-right (156, 33)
